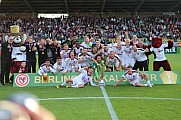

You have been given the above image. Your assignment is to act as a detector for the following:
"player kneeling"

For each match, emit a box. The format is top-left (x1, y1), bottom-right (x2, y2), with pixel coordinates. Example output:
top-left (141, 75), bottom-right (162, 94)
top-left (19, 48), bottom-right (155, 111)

top-left (114, 66), bottom-right (153, 87)
top-left (56, 67), bottom-right (98, 88)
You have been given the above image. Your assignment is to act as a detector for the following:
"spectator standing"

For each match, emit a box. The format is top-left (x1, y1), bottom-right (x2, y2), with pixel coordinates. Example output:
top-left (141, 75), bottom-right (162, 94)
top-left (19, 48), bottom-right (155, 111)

top-left (0, 36), bottom-right (13, 85)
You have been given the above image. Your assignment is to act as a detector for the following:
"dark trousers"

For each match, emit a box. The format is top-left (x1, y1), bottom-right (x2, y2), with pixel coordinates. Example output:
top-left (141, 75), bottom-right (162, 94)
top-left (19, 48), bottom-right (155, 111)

top-left (153, 60), bottom-right (171, 71)
top-left (1, 61), bottom-right (11, 83)
top-left (27, 59), bottom-right (36, 73)
top-left (38, 59), bottom-right (45, 68)
top-left (133, 60), bottom-right (148, 71)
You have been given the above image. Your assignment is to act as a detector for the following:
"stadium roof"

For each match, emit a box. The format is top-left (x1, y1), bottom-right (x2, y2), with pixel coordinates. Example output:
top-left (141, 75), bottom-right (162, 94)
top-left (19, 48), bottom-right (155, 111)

top-left (0, 0), bottom-right (181, 13)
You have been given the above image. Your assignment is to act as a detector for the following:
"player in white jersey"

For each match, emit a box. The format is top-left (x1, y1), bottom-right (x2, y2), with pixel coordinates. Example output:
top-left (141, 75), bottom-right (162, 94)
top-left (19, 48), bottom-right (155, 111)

top-left (113, 42), bottom-right (125, 68)
top-left (60, 44), bottom-right (70, 62)
top-left (122, 39), bottom-right (135, 68)
top-left (78, 48), bottom-right (91, 68)
top-left (73, 42), bottom-right (83, 58)
top-left (106, 51), bottom-right (121, 72)
top-left (65, 50), bottom-right (79, 72)
top-left (101, 44), bottom-right (111, 60)
top-left (81, 35), bottom-right (92, 51)
top-left (114, 66), bottom-right (152, 87)
top-left (95, 39), bottom-right (103, 50)
top-left (131, 35), bottom-right (138, 45)
top-left (132, 46), bottom-right (149, 71)
top-left (53, 57), bottom-right (66, 73)
top-left (56, 67), bottom-right (98, 88)
top-left (38, 59), bottom-right (56, 76)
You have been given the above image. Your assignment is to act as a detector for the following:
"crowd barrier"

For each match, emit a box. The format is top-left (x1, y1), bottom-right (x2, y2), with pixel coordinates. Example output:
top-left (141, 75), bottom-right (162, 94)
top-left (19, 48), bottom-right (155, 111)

top-left (13, 71), bottom-right (181, 87)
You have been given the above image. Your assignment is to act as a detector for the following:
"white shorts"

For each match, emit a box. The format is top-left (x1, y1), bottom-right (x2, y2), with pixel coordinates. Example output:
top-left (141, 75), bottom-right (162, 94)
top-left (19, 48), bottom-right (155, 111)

top-left (124, 59), bottom-right (135, 67)
top-left (131, 76), bottom-right (142, 86)
top-left (71, 78), bottom-right (84, 85)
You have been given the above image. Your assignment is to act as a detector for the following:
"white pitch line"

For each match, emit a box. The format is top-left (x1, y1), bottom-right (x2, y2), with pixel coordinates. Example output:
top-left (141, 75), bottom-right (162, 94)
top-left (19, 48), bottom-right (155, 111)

top-left (38, 96), bottom-right (181, 101)
top-left (100, 86), bottom-right (119, 120)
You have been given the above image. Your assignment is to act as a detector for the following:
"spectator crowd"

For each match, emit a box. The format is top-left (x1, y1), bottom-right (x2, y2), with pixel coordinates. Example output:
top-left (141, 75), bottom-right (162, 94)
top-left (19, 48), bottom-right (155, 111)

top-left (0, 16), bottom-right (181, 42)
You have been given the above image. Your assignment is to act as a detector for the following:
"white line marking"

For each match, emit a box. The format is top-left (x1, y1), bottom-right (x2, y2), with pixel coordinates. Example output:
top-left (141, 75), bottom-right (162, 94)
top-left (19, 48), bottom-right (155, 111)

top-left (38, 96), bottom-right (181, 101)
top-left (99, 86), bottom-right (118, 120)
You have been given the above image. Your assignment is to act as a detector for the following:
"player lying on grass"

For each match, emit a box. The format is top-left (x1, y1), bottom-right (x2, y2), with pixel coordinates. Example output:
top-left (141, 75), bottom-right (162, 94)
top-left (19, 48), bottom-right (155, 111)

top-left (114, 65), bottom-right (153, 87)
top-left (56, 67), bottom-right (98, 88)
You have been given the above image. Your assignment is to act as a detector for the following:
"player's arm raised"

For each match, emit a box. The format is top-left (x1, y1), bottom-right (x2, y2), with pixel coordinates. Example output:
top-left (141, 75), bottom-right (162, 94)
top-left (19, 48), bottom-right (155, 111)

top-left (105, 56), bottom-right (109, 67)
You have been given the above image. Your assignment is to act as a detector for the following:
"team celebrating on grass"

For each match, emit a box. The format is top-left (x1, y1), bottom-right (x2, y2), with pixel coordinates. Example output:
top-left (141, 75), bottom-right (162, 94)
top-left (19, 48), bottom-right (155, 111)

top-left (0, 16), bottom-right (177, 88)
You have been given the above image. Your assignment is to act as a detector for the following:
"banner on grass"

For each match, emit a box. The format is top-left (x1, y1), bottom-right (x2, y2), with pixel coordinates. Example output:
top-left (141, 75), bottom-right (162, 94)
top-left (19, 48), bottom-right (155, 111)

top-left (13, 71), bottom-right (181, 87)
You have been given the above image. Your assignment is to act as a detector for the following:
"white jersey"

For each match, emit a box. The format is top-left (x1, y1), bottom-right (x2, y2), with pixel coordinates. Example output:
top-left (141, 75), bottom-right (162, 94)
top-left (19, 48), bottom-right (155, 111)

top-left (11, 47), bottom-right (26, 61)
top-left (150, 43), bottom-right (168, 61)
top-left (38, 63), bottom-right (56, 76)
top-left (113, 47), bottom-right (124, 61)
top-left (122, 46), bottom-right (135, 67)
top-left (133, 48), bottom-right (147, 62)
top-left (113, 42), bottom-right (126, 47)
top-left (65, 58), bottom-right (79, 72)
top-left (71, 68), bottom-right (96, 86)
top-left (122, 71), bottom-right (142, 86)
top-left (60, 50), bottom-right (70, 60)
top-left (88, 52), bottom-right (97, 58)
top-left (107, 56), bottom-right (120, 67)
top-left (81, 42), bottom-right (91, 51)
top-left (78, 53), bottom-right (91, 67)
top-left (74, 47), bottom-right (83, 56)
top-left (101, 49), bottom-right (111, 58)
top-left (53, 62), bottom-right (66, 73)
top-left (123, 46), bottom-right (134, 59)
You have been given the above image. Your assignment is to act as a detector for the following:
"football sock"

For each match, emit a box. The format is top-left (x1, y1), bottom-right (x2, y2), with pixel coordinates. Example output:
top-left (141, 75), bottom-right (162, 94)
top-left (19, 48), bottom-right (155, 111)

top-left (71, 85), bottom-right (78, 88)
top-left (147, 80), bottom-right (151, 85)
top-left (61, 82), bottom-right (66, 86)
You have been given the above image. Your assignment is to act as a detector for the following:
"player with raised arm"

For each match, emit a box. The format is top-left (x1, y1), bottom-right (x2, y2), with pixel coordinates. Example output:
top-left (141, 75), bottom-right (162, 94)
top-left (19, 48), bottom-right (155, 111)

top-left (114, 66), bottom-right (152, 87)
top-left (56, 67), bottom-right (98, 88)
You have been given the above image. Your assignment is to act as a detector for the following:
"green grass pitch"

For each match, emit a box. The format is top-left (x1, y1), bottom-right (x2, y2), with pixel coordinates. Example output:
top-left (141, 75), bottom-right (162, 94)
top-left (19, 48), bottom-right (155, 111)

top-left (0, 54), bottom-right (181, 120)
